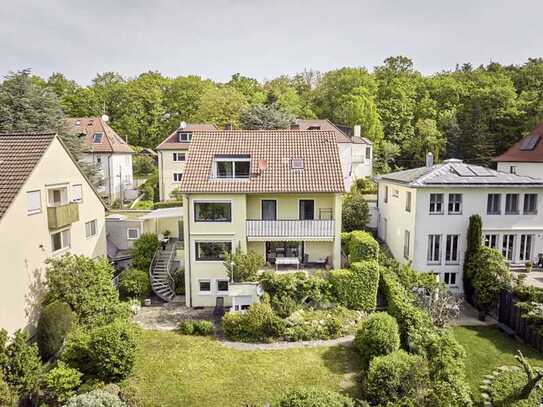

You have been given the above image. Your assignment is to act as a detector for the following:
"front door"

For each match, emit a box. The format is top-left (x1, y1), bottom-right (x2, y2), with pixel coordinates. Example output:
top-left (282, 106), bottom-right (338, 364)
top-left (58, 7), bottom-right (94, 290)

top-left (299, 200), bottom-right (315, 220)
top-left (262, 200), bottom-right (277, 220)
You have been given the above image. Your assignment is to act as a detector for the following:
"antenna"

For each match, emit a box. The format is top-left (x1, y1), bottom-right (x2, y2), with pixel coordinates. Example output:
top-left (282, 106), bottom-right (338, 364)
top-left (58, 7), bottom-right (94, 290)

top-left (101, 114), bottom-right (109, 123)
top-left (180, 121), bottom-right (187, 130)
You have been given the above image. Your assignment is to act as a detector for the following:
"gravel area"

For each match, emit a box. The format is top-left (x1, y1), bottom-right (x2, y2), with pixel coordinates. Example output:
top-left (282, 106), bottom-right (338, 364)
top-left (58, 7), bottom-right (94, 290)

top-left (134, 302), bottom-right (216, 330)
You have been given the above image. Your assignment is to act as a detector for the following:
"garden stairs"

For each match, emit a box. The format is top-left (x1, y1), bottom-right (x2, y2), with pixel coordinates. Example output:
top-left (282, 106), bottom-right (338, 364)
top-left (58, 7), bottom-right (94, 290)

top-left (149, 241), bottom-right (177, 302)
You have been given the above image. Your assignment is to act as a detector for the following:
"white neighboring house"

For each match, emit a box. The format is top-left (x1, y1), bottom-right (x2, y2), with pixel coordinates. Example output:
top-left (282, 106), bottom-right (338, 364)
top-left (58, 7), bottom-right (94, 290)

top-left (376, 156), bottom-right (543, 292)
top-left (66, 117), bottom-right (134, 201)
top-left (295, 120), bottom-right (373, 190)
top-left (494, 122), bottom-right (543, 178)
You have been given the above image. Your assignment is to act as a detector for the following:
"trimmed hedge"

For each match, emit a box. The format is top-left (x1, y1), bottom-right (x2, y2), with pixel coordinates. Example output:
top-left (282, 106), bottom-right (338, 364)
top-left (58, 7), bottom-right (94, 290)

top-left (329, 261), bottom-right (379, 311)
top-left (37, 301), bottom-right (74, 361)
top-left (178, 320), bottom-right (214, 336)
top-left (354, 312), bottom-right (400, 368)
top-left (222, 300), bottom-right (286, 342)
top-left (118, 269), bottom-right (151, 302)
top-left (345, 231), bottom-right (379, 263)
top-left (276, 387), bottom-right (356, 407)
top-left (153, 201), bottom-right (182, 209)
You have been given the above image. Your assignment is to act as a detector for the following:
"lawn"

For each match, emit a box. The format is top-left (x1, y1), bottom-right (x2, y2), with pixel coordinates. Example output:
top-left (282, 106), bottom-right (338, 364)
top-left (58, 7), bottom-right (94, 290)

top-left (452, 326), bottom-right (543, 401)
top-left (125, 330), bottom-right (361, 407)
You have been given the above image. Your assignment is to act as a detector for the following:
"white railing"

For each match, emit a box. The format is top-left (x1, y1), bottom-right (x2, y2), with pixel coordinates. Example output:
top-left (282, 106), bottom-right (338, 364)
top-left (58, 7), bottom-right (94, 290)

top-left (246, 220), bottom-right (335, 239)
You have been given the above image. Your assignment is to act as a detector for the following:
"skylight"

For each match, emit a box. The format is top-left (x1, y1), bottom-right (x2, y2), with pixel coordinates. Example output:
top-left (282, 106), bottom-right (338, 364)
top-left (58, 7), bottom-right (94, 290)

top-left (291, 159), bottom-right (304, 169)
top-left (92, 133), bottom-right (103, 144)
top-left (520, 134), bottom-right (541, 151)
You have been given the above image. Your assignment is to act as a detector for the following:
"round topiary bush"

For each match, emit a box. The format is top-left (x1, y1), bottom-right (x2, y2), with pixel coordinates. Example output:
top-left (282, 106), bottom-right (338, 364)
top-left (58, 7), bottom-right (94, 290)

top-left (64, 389), bottom-right (126, 406)
top-left (354, 312), bottom-right (400, 368)
top-left (37, 301), bottom-right (74, 361)
top-left (118, 269), bottom-right (151, 301)
top-left (178, 320), bottom-right (214, 336)
top-left (276, 387), bottom-right (355, 407)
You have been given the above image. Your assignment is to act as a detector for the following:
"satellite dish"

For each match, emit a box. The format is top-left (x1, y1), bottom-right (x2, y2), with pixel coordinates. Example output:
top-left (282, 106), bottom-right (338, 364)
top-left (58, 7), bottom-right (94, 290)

top-left (256, 284), bottom-right (265, 297)
top-left (180, 121), bottom-right (187, 130)
top-left (101, 114), bottom-right (109, 123)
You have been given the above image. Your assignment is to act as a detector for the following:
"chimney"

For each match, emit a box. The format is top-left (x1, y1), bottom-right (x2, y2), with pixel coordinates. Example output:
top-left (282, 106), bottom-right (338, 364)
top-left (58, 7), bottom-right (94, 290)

top-left (426, 152), bottom-right (434, 168)
top-left (224, 123), bottom-right (233, 130)
top-left (290, 123), bottom-right (300, 130)
top-left (179, 121), bottom-right (187, 130)
top-left (353, 125), bottom-right (361, 139)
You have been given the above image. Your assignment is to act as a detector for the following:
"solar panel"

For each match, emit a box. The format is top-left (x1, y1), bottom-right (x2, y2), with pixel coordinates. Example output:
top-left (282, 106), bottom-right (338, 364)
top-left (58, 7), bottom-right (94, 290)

top-left (469, 166), bottom-right (495, 177)
top-left (520, 134), bottom-right (541, 151)
top-left (451, 164), bottom-right (476, 177)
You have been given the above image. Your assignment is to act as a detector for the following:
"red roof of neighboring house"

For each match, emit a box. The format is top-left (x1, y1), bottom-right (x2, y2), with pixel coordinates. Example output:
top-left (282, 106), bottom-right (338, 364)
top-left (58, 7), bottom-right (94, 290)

top-left (179, 130), bottom-right (345, 194)
top-left (494, 123), bottom-right (543, 163)
top-left (66, 117), bottom-right (133, 154)
top-left (156, 123), bottom-right (218, 150)
top-left (295, 119), bottom-right (372, 145)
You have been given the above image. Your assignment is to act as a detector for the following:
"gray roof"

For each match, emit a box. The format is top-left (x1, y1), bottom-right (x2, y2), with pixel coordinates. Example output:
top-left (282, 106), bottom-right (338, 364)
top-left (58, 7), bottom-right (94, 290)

top-left (377, 159), bottom-right (543, 187)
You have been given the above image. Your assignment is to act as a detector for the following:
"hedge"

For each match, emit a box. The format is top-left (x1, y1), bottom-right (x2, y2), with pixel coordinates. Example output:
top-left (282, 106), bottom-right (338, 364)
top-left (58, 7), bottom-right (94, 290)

top-left (37, 301), bottom-right (74, 361)
top-left (345, 231), bottom-right (379, 263)
top-left (276, 387), bottom-right (356, 407)
top-left (354, 312), bottom-right (400, 368)
top-left (153, 201), bottom-right (183, 209)
top-left (118, 269), bottom-right (151, 302)
top-left (222, 300), bottom-right (286, 342)
top-left (329, 260), bottom-right (379, 311)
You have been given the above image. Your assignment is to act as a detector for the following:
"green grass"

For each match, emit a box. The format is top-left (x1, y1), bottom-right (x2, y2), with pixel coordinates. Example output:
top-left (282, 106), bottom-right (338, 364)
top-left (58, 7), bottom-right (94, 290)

top-left (453, 326), bottom-right (543, 401)
top-left (126, 331), bottom-right (361, 407)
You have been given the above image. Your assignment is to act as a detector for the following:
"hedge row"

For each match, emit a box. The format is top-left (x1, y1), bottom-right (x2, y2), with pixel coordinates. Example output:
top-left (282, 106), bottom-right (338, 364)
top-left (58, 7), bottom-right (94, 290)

top-left (329, 261), bottom-right (379, 311)
top-left (153, 201), bottom-right (183, 209)
top-left (342, 231), bottom-right (379, 264)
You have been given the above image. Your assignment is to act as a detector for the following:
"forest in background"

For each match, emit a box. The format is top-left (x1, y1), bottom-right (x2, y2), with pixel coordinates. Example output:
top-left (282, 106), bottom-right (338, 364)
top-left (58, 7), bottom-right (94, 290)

top-left (2, 56), bottom-right (543, 173)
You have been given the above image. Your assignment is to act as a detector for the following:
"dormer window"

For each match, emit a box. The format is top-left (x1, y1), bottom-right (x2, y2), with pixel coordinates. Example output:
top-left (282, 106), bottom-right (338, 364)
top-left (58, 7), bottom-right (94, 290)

top-left (291, 159), bottom-right (304, 169)
top-left (92, 133), bottom-right (103, 144)
top-left (178, 131), bottom-right (192, 142)
top-left (213, 155), bottom-right (250, 179)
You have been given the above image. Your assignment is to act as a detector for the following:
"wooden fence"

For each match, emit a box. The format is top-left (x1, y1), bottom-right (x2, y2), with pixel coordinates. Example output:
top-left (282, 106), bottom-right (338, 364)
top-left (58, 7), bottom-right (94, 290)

top-left (497, 291), bottom-right (543, 352)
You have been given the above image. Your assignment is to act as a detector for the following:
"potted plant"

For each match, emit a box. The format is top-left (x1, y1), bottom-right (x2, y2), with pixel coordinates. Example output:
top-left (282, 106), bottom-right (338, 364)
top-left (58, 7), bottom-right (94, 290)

top-left (163, 230), bottom-right (171, 239)
top-left (526, 260), bottom-right (534, 273)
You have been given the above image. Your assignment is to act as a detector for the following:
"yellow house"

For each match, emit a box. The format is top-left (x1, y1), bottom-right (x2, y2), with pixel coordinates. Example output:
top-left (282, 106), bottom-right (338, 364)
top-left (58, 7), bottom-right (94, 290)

top-left (0, 133), bottom-right (107, 334)
top-left (179, 129), bottom-right (345, 309)
top-left (156, 123), bottom-right (218, 201)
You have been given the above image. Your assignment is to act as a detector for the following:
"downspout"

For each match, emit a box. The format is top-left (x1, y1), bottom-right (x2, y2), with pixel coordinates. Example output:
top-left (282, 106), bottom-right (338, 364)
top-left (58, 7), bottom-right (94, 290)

top-left (159, 151), bottom-right (165, 201)
top-left (186, 195), bottom-right (192, 307)
top-left (107, 154), bottom-right (113, 199)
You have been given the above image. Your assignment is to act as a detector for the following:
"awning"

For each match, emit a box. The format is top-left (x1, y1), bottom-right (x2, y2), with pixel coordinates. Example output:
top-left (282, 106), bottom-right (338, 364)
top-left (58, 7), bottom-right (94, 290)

top-left (138, 207), bottom-right (183, 220)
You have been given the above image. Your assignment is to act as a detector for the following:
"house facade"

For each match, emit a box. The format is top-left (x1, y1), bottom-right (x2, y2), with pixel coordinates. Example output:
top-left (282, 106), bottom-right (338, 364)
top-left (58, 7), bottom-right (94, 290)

top-left (0, 133), bottom-right (107, 334)
top-left (494, 122), bottom-right (543, 178)
top-left (178, 130), bottom-right (344, 309)
top-left (295, 119), bottom-right (373, 190)
top-left (376, 158), bottom-right (543, 292)
top-left (156, 123), bottom-right (218, 201)
top-left (66, 117), bottom-right (134, 201)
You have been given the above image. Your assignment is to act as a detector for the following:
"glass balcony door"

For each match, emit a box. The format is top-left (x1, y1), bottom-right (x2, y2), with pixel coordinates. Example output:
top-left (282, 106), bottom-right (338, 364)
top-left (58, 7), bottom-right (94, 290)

top-left (261, 200), bottom-right (277, 220)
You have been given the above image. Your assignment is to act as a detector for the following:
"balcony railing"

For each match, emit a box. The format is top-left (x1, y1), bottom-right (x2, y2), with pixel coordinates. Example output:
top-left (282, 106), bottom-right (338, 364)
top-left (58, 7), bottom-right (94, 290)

top-left (246, 220), bottom-right (335, 241)
top-left (47, 203), bottom-right (79, 229)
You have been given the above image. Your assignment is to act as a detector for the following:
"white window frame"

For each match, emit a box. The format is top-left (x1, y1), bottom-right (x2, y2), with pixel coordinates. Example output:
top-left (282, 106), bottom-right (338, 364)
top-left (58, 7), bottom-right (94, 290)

top-left (194, 241), bottom-right (232, 262)
top-left (177, 131), bottom-right (192, 142)
top-left (198, 279), bottom-right (211, 295)
top-left (72, 184), bottom-right (83, 203)
top-left (47, 185), bottom-right (69, 207)
top-left (505, 193), bottom-right (520, 215)
top-left (92, 133), bottom-right (103, 144)
top-left (484, 234), bottom-right (499, 250)
top-left (519, 234), bottom-right (533, 262)
top-left (429, 193), bottom-right (444, 214)
top-left (403, 230), bottom-right (410, 260)
top-left (487, 193), bottom-right (502, 215)
top-left (365, 147), bottom-right (371, 160)
top-left (26, 190), bottom-right (42, 215)
top-left (127, 228), bottom-right (140, 240)
top-left (173, 173), bottom-right (183, 183)
top-left (524, 194), bottom-right (538, 215)
top-left (448, 193), bottom-right (462, 214)
top-left (444, 272), bottom-right (458, 287)
top-left (445, 234), bottom-right (459, 264)
top-left (427, 234), bottom-right (442, 264)
top-left (51, 228), bottom-right (71, 254)
top-left (173, 152), bottom-right (186, 162)
top-left (213, 156), bottom-right (251, 179)
top-left (85, 219), bottom-right (97, 239)
top-left (502, 234), bottom-right (515, 261)
top-left (384, 186), bottom-right (388, 203)
top-left (193, 200), bottom-right (232, 223)
top-left (405, 191), bottom-right (411, 212)
top-left (216, 279), bottom-right (229, 294)
top-left (392, 189), bottom-right (399, 198)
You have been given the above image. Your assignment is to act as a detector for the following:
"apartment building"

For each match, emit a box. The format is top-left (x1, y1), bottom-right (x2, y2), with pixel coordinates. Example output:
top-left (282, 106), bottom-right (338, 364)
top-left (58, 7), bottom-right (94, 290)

top-left (376, 157), bottom-right (543, 292)
top-left (178, 129), bottom-right (344, 309)
top-left (156, 123), bottom-right (218, 201)
top-left (0, 133), bottom-right (107, 334)
top-left (66, 116), bottom-right (134, 201)
top-left (494, 122), bottom-right (543, 178)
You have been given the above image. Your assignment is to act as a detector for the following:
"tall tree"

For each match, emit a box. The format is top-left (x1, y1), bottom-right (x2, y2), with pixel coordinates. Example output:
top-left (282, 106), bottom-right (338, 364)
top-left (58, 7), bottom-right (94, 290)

top-left (195, 86), bottom-right (248, 128)
top-left (227, 73), bottom-right (266, 105)
top-left (239, 104), bottom-right (293, 129)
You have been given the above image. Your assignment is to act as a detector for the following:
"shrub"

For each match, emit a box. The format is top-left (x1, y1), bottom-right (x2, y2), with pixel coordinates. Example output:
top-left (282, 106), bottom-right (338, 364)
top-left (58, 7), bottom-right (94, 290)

top-left (39, 362), bottom-right (81, 406)
top-left (178, 320), bottom-right (214, 336)
top-left (63, 320), bottom-right (138, 383)
top-left (366, 350), bottom-right (430, 406)
top-left (354, 312), bottom-right (400, 368)
top-left (37, 301), bottom-right (74, 361)
top-left (330, 260), bottom-right (379, 310)
top-left (271, 295), bottom-right (301, 318)
top-left (345, 230), bottom-right (379, 263)
top-left (224, 248), bottom-right (265, 282)
top-left (285, 307), bottom-right (364, 341)
top-left (0, 372), bottom-right (17, 407)
top-left (131, 233), bottom-right (160, 271)
top-left (118, 269), bottom-right (151, 301)
top-left (153, 201), bottom-right (183, 209)
top-left (342, 193), bottom-right (370, 232)
top-left (223, 300), bottom-right (285, 342)
top-left (64, 389), bottom-right (126, 406)
top-left (45, 255), bottom-right (124, 327)
top-left (259, 271), bottom-right (330, 307)
top-left (3, 330), bottom-right (42, 397)
top-left (276, 387), bottom-right (355, 407)
top-left (172, 269), bottom-right (185, 295)
top-left (352, 177), bottom-right (377, 195)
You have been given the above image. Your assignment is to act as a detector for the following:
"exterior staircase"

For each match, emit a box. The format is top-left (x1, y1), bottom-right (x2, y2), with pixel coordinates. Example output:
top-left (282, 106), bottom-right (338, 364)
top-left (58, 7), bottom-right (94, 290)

top-left (149, 242), bottom-right (177, 302)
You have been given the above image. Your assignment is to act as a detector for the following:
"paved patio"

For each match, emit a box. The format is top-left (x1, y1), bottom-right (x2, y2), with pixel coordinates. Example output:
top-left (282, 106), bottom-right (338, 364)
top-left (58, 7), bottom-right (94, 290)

top-left (134, 300), bottom-right (215, 330)
top-left (512, 270), bottom-right (543, 289)
top-left (450, 302), bottom-right (496, 327)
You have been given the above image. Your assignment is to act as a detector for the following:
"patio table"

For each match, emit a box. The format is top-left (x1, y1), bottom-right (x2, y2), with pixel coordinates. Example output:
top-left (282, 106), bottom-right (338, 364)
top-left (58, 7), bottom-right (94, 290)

top-left (275, 257), bottom-right (300, 271)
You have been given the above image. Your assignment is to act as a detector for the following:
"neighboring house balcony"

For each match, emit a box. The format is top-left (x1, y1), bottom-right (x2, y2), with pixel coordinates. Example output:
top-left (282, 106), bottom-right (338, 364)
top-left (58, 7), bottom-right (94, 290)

top-left (47, 203), bottom-right (79, 229)
top-left (246, 219), bottom-right (335, 241)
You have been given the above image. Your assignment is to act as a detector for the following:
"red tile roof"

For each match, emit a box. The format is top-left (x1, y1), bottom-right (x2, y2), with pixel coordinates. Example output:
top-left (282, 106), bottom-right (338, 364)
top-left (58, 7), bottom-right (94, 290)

top-left (156, 123), bottom-right (218, 150)
top-left (494, 123), bottom-right (543, 163)
top-left (66, 117), bottom-right (133, 154)
top-left (0, 133), bottom-right (56, 219)
top-left (179, 130), bottom-right (345, 193)
top-left (295, 119), bottom-right (372, 144)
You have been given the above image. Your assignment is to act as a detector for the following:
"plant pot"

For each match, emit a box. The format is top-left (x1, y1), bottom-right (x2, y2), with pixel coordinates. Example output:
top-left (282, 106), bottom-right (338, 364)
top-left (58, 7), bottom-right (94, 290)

top-left (144, 298), bottom-right (152, 307)
top-left (478, 310), bottom-right (486, 321)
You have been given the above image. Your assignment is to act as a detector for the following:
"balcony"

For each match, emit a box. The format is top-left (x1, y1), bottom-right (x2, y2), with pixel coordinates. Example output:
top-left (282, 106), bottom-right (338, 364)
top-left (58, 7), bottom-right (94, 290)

top-left (246, 220), bottom-right (335, 241)
top-left (47, 203), bottom-right (79, 229)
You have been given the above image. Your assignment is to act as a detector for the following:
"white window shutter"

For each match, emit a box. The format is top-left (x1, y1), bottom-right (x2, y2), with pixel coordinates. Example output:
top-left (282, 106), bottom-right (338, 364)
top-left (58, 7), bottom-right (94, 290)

top-left (26, 191), bottom-right (42, 213)
top-left (72, 185), bottom-right (82, 202)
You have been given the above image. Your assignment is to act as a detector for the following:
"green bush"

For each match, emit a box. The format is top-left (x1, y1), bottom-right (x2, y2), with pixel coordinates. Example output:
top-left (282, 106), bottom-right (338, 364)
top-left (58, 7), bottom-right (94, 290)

top-left (285, 307), bottom-right (364, 341)
top-left (354, 312), bottom-right (400, 368)
top-left (172, 269), bottom-right (185, 295)
top-left (153, 201), bottom-right (183, 209)
top-left (342, 193), bottom-right (370, 232)
top-left (271, 294), bottom-right (302, 318)
top-left (39, 362), bottom-right (81, 406)
top-left (63, 320), bottom-right (138, 383)
top-left (329, 260), bottom-right (379, 310)
top-left (0, 372), bottom-right (17, 407)
top-left (64, 389), bottom-right (126, 406)
top-left (3, 330), bottom-right (42, 397)
top-left (223, 300), bottom-right (286, 342)
top-left (131, 233), bottom-right (160, 271)
top-left (178, 320), bottom-right (195, 335)
top-left (276, 387), bottom-right (355, 407)
top-left (118, 269), bottom-right (151, 301)
top-left (45, 255), bottom-right (125, 327)
top-left (37, 301), bottom-right (74, 361)
top-left (259, 271), bottom-right (330, 307)
top-left (365, 350), bottom-right (430, 406)
top-left (487, 366), bottom-right (543, 406)
top-left (223, 248), bottom-right (265, 282)
top-left (345, 230), bottom-right (379, 263)
top-left (178, 320), bottom-right (214, 336)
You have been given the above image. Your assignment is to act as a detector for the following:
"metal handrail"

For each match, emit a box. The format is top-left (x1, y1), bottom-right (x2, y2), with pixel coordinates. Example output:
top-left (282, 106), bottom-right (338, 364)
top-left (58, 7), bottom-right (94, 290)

top-left (166, 242), bottom-right (177, 292)
top-left (148, 248), bottom-right (159, 283)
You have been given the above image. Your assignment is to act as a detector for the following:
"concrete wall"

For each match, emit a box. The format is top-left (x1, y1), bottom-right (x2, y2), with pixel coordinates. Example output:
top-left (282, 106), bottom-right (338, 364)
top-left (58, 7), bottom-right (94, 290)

top-left (338, 143), bottom-right (373, 191)
top-left (0, 138), bottom-right (107, 334)
top-left (106, 218), bottom-right (143, 250)
top-left (497, 162), bottom-right (543, 179)
top-left (158, 149), bottom-right (187, 201)
top-left (82, 152), bottom-right (133, 200)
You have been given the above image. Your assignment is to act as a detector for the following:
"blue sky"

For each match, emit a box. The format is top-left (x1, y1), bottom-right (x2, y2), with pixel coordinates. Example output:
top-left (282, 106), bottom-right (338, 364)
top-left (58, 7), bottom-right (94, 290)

top-left (1, 0), bottom-right (542, 84)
